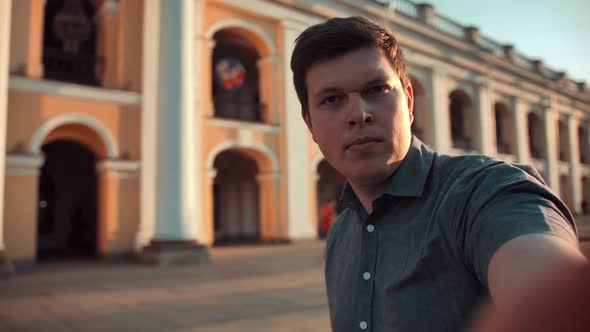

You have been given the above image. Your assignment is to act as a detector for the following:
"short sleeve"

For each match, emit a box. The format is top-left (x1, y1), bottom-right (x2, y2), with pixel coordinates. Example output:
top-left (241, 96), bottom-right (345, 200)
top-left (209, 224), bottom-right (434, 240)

top-left (447, 160), bottom-right (578, 288)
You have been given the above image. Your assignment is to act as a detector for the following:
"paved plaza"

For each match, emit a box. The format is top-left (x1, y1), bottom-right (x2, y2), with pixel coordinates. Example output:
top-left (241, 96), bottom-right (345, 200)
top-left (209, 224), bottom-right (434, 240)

top-left (2, 224), bottom-right (590, 332)
top-left (0, 241), bottom-right (329, 332)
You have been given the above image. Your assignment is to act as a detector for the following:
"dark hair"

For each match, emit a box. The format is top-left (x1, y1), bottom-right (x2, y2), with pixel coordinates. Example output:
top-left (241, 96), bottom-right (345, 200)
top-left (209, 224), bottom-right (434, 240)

top-left (290, 16), bottom-right (410, 115)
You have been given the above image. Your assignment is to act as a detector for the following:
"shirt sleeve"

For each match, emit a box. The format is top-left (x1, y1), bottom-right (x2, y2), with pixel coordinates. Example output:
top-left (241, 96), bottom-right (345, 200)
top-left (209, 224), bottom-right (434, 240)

top-left (447, 160), bottom-right (578, 288)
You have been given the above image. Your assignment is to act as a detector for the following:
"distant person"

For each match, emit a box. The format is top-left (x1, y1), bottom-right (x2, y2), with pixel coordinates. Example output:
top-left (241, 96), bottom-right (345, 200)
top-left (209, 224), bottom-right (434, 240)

top-left (319, 199), bottom-right (337, 238)
top-left (290, 16), bottom-right (588, 331)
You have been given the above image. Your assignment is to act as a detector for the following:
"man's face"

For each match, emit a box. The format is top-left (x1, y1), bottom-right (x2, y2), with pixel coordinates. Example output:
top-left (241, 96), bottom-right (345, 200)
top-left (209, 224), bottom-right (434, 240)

top-left (303, 47), bottom-right (414, 187)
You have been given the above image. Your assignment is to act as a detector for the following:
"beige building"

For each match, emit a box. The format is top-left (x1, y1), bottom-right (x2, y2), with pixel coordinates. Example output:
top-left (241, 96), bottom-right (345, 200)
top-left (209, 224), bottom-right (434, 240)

top-left (1, 0), bottom-right (589, 271)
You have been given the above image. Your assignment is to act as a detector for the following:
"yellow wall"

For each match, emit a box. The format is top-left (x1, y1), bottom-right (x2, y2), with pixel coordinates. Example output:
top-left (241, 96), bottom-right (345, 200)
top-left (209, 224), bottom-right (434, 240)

top-left (7, 91), bottom-right (141, 160)
top-left (4, 175), bottom-right (38, 262)
top-left (118, 0), bottom-right (144, 92)
top-left (5, 89), bottom-right (141, 261)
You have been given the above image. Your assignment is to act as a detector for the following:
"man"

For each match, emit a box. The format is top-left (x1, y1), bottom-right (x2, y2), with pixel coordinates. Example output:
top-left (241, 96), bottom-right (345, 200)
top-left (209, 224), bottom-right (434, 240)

top-left (290, 16), bottom-right (587, 331)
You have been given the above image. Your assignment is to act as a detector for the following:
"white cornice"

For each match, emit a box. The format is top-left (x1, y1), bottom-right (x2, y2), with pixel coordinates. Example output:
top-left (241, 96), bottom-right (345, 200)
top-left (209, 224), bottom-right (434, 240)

top-left (206, 117), bottom-right (281, 134)
top-left (8, 76), bottom-right (141, 106)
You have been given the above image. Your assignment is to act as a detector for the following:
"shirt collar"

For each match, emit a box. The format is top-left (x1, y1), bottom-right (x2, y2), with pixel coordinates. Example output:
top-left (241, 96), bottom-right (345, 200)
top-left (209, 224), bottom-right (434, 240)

top-left (340, 136), bottom-right (435, 207)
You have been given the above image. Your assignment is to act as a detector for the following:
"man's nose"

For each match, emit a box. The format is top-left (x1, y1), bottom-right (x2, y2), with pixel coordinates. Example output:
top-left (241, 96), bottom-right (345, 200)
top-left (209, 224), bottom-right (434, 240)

top-left (346, 93), bottom-right (374, 128)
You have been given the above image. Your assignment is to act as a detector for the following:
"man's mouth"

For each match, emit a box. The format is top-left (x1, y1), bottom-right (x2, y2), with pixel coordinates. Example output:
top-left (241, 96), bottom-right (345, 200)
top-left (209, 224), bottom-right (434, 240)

top-left (346, 137), bottom-right (382, 150)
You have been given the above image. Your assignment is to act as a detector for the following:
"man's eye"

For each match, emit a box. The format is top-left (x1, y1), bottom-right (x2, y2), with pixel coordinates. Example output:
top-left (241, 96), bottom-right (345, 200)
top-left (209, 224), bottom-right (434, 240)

top-left (367, 85), bottom-right (390, 95)
top-left (321, 95), bottom-right (341, 105)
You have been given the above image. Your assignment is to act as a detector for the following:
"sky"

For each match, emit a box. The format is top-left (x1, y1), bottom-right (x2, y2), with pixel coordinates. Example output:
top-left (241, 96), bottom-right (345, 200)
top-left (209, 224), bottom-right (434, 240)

top-left (417, 0), bottom-right (590, 84)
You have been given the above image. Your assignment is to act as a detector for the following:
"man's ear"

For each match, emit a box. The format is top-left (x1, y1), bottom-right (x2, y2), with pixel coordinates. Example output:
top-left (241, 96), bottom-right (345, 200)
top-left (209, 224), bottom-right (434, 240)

top-left (405, 83), bottom-right (414, 125)
top-left (302, 111), bottom-right (317, 142)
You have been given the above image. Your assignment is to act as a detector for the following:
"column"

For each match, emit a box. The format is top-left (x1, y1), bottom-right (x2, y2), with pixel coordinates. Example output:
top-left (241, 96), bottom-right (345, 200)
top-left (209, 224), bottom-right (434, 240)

top-left (202, 168), bottom-right (217, 245)
top-left (200, 38), bottom-right (216, 118)
top-left (96, 0), bottom-right (120, 88)
top-left (135, 0), bottom-right (159, 250)
top-left (513, 98), bottom-right (530, 164)
top-left (257, 55), bottom-right (281, 124)
top-left (430, 68), bottom-right (451, 153)
top-left (477, 83), bottom-right (495, 156)
top-left (568, 115), bottom-right (582, 214)
top-left (137, 0), bottom-right (207, 265)
top-left (0, 0), bottom-right (13, 275)
top-left (256, 172), bottom-right (283, 242)
top-left (282, 19), bottom-right (314, 239)
top-left (543, 108), bottom-right (560, 192)
top-left (96, 160), bottom-right (139, 255)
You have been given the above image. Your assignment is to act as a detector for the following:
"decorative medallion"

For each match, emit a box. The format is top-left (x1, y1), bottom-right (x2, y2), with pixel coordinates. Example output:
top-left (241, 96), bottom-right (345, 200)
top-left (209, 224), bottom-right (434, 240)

top-left (215, 57), bottom-right (246, 91)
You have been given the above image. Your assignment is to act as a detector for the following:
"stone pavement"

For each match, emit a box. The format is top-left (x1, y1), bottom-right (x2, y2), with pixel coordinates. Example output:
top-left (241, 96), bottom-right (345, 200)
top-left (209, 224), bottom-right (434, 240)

top-left (2, 225), bottom-right (590, 332)
top-left (0, 241), bottom-right (330, 332)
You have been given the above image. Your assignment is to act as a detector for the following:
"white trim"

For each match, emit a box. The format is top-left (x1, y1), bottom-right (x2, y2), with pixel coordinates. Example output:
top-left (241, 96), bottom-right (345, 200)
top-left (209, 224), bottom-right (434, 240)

top-left (206, 139), bottom-right (280, 172)
top-left (206, 18), bottom-right (278, 55)
top-left (30, 113), bottom-right (119, 158)
top-left (5, 155), bottom-right (43, 176)
top-left (256, 172), bottom-right (281, 182)
top-left (206, 117), bottom-right (280, 133)
top-left (98, 172), bottom-right (139, 180)
top-left (96, 160), bottom-right (140, 173)
top-left (6, 169), bottom-right (41, 176)
top-left (6, 154), bottom-right (44, 168)
top-left (558, 161), bottom-right (570, 175)
top-left (9, 76), bottom-right (141, 106)
top-left (497, 153), bottom-right (517, 164)
top-left (532, 158), bottom-right (547, 173)
top-left (0, 0), bottom-right (12, 249)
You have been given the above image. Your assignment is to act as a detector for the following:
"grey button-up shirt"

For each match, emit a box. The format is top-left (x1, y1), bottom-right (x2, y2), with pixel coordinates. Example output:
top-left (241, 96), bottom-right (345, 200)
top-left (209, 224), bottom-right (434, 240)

top-left (325, 137), bottom-right (578, 332)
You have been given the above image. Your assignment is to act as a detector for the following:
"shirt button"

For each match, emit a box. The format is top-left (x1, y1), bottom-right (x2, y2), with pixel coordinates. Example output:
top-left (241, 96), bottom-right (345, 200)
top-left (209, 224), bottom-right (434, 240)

top-left (360, 321), bottom-right (368, 330)
top-left (363, 272), bottom-right (371, 280)
top-left (367, 224), bottom-right (375, 232)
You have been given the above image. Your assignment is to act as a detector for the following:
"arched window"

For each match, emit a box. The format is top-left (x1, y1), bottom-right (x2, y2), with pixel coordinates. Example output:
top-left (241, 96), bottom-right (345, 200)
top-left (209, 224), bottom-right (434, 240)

top-left (43, 0), bottom-right (100, 85)
top-left (527, 112), bottom-right (544, 159)
top-left (449, 90), bottom-right (474, 150)
top-left (212, 29), bottom-right (263, 122)
top-left (494, 102), bottom-right (514, 154)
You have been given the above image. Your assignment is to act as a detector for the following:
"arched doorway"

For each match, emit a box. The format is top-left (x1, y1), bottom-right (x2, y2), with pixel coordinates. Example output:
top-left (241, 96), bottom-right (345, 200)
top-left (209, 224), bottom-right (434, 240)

top-left (410, 76), bottom-right (430, 145)
top-left (494, 102), bottom-right (514, 155)
top-left (449, 90), bottom-right (475, 150)
top-left (37, 140), bottom-right (98, 261)
top-left (558, 119), bottom-right (569, 162)
top-left (213, 150), bottom-right (260, 244)
top-left (316, 160), bottom-right (346, 238)
top-left (582, 176), bottom-right (590, 215)
top-left (527, 112), bottom-right (545, 159)
top-left (579, 125), bottom-right (590, 164)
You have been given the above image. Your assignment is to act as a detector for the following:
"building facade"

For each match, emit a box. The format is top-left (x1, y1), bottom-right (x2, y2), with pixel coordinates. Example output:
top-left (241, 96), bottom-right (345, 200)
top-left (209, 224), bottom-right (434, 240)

top-left (1, 0), bottom-right (589, 269)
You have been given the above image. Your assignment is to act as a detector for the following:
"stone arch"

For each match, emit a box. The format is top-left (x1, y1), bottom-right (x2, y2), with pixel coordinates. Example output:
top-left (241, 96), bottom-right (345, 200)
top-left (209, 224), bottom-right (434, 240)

top-left (409, 75), bottom-right (431, 145)
top-left (206, 140), bottom-right (279, 173)
top-left (206, 140), bottom-right (281, 244)
top-left (558, 117), bottom-right (569, 161)
top-left (494, 101), bottom-right (514, 154)
top-left (208, 20), bottom-right (278, 123)
top-left (30, 113), bottom-right (118, 159)
top-left (449, 89), bottom-right (475, 150)
top-left (527, 111), bottom-right (545, 159)
top-left (206, 19), bottom-right (277, 56)
top-left (578, 124), bottom-right (590, 164)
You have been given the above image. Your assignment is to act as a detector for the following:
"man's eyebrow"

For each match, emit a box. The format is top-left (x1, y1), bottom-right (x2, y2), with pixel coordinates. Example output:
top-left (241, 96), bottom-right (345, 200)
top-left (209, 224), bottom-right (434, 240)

top-left (312, 87), bottom-right (343, 99)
